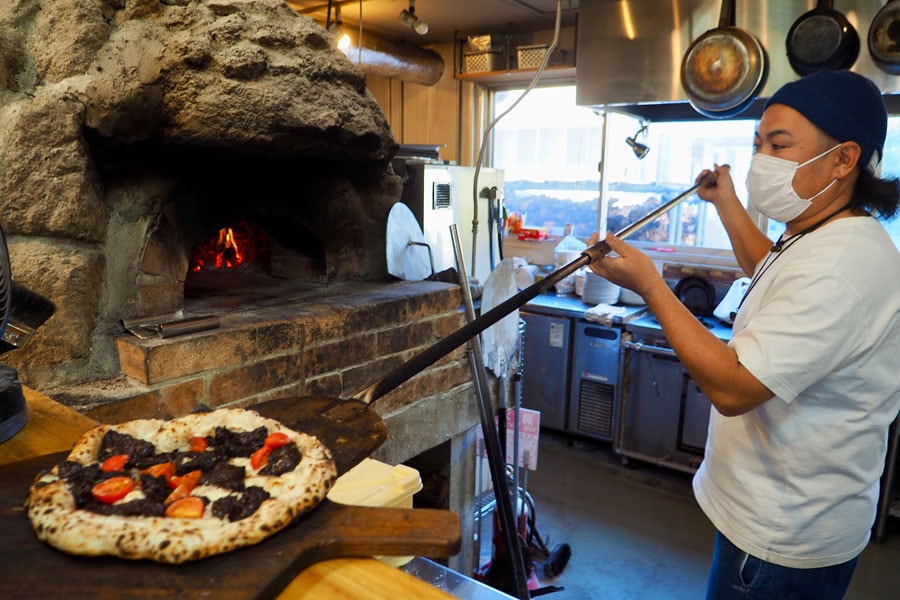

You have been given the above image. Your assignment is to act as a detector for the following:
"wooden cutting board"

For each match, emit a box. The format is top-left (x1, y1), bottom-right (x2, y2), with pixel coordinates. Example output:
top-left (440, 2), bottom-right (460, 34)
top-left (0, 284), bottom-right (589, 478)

top-left (0, 424), bottom-right (460, 599)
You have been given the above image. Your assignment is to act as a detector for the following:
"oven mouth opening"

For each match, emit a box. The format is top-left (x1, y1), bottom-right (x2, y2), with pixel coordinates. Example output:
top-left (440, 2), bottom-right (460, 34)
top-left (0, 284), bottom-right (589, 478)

top-left (183, 219), bottom-right (329, 312)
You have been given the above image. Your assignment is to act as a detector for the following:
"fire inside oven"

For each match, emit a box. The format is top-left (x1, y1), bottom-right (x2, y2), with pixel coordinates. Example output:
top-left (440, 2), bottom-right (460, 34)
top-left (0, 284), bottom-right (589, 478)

top-left (189, 221), bottom-right (271, 274)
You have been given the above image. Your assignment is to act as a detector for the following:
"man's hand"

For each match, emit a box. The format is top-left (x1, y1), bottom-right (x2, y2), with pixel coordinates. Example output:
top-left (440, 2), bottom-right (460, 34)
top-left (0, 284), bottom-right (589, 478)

top-left (586, 232), bottom-right (661, 298)
top-left (696, 164), bottom-right (738, 207)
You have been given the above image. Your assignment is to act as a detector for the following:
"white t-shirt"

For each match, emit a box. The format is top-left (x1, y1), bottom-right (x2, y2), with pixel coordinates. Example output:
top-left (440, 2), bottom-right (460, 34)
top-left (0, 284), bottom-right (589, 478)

top-left (693, 216), bottom-right (900, 569)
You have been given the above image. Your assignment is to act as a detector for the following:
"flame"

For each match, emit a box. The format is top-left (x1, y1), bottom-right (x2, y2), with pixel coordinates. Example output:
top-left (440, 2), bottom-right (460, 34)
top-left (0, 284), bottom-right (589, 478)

top-left (189, 221), bottom-right (269, 273)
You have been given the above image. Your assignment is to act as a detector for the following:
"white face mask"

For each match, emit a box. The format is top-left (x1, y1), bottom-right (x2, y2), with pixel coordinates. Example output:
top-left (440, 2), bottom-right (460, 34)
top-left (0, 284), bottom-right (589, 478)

top-left (746, 144), bottom-right (841, 222)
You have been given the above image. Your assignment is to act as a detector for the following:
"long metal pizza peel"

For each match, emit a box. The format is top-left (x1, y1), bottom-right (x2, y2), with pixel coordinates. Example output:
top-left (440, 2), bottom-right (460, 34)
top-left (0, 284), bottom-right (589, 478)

top-left (259, 174), bottom-right (715, 473)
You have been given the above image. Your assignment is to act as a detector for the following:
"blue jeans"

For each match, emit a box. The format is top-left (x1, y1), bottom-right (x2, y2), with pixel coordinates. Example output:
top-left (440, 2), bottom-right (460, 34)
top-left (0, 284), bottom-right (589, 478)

top-left (706, 530), bottom-right (859, 600)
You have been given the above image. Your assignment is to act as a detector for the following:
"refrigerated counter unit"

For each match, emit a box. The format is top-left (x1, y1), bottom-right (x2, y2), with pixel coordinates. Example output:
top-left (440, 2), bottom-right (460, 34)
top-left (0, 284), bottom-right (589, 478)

top-left (568, 320), bottom-right (621, 442)
top-left (520, 311), bottom-right (571, 432)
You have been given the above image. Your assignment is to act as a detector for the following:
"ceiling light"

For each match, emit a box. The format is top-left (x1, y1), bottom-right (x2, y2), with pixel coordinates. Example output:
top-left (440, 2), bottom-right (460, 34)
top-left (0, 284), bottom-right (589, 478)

top-left (626, 124), bottom-right (650, 160)
top-left (327, 4), bottom-right (352, 51)
top-left (399, 0), bottom-right (428, 35)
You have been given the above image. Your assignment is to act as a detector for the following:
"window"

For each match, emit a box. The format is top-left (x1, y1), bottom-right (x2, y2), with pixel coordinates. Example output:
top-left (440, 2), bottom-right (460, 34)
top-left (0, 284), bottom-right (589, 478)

top-left (600, 111), bottom-right (755, 258)
top-left (877, 117), bottom-right (900, 246)
top-left (493, 85), bottom-right (900, 258)
top-left (492, 86), bottom-right (602, 240)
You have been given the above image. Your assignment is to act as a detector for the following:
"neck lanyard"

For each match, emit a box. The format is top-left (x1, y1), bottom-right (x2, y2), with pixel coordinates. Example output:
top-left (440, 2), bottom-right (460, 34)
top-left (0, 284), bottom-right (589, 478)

top-left (734, 206), bottom-right (853, 316)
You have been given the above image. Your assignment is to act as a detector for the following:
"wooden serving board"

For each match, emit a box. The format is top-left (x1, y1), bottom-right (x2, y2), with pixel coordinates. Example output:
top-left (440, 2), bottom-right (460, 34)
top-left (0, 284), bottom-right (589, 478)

top-left (0, 412), bottom-right (459, 600)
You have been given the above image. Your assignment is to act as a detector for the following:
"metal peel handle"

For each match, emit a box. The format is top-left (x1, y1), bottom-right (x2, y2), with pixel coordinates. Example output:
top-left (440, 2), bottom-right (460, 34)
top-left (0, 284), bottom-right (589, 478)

top-left (352, 171), bottom-right (716, 406)
top-left (582, 171), bottom-right (717, 264)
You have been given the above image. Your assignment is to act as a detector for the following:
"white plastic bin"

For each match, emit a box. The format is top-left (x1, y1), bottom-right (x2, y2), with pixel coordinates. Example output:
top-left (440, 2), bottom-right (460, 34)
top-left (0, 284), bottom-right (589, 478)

top-left (327, 458), bottom-right (423, 566)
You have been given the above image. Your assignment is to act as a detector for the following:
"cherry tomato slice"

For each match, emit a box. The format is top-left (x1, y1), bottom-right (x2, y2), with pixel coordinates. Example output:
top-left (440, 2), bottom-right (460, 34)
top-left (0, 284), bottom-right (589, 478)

top-left (92, 476), bottom-right (134, 504)
top-left (250, 446), bottom-right (271, 470)
top-left (169, 469), bottom-right (202, 491)
top-left (188, 436), bottom-right (208, 452)
top-left (165, 496), bottom-right (205, 519)
top-left (264, 432), bottom-right (291, 449)
top-left (141, 461), bottom-right (175, 483)
top-left (165, 482), bottom-right (192, 504)
top-left (100, 454), bottom-right (130, 473)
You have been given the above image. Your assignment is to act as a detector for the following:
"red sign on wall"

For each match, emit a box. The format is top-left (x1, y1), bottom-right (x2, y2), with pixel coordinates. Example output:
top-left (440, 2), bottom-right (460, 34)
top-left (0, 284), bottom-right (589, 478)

top-left (476, 408), bottom-right (541, 471)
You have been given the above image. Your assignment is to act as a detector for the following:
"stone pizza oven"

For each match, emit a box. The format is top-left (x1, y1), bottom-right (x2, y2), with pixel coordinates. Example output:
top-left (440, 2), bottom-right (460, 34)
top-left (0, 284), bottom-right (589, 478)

top-left (0, 0), bottom-right (482, 569)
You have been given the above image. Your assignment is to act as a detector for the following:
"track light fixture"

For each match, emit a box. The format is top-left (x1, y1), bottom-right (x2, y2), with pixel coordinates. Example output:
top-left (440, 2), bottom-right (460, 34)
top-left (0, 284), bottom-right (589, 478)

top-left (399, 0), bottom-right (428, 35)
top-left (626, 124), bottom-right (650, 160)
top-left (328, 4), bottom-right (351, 51)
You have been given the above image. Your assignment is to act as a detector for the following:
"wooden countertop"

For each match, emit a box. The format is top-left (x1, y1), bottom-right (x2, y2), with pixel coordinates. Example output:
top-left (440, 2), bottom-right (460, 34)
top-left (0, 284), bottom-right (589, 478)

top-left (0, 387), bottom-right (457, 600)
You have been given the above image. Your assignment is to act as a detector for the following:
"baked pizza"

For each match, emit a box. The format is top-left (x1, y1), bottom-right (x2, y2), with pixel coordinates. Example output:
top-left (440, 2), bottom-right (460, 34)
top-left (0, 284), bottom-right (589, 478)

top-left (25, 408), bottom-right (337, 564)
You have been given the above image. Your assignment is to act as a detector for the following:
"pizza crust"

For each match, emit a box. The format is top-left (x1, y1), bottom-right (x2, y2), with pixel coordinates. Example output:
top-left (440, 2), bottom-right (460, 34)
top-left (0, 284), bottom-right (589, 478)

top-left (26, 409), bottom-right (338, 564)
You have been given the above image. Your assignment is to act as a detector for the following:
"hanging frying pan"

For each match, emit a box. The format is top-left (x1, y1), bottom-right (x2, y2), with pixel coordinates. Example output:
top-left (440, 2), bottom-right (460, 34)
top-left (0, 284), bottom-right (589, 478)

top-left (786, 0), bottom-right (859, 76)
top-left (869, 0), bottom-right (900, 75)
top-left (680, 0), bottom-right (769, 119)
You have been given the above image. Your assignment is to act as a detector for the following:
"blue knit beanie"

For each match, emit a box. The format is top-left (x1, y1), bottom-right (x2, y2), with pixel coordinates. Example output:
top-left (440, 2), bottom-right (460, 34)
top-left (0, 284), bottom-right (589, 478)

top-left (764, 70), bottom-right (887, 171)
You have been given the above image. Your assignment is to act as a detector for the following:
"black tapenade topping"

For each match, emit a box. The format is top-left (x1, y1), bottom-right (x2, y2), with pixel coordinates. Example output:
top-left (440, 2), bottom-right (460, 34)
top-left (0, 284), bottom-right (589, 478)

top-left (98, 430), bottom-right (156, 463)
top-left (139, 472), bottom-right (172, 503)
top-left (211, 425), bottom-right (267, 458)
top-left (200, 462), bottom-right (246, 491)
top-left (89, 498), bottom-right (168, 518)
top-left (211, 486), bottom-right (270, 522)
top-left (259, 443), bottom-right (301, 477)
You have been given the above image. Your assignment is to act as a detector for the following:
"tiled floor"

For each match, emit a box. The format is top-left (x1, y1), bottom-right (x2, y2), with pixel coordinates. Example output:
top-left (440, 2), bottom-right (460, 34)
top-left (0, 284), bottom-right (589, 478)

top-left (477, 431), bottom-right (900, 599)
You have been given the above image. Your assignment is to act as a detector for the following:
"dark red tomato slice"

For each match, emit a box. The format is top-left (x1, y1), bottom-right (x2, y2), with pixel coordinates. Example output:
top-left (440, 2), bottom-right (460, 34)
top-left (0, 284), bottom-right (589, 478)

top-left (169, 469), bottom-right (202, 491)
top-left (100, 454), bottom-right (130, 473)
top-left (141, 461), bottom-right (175, 483)
top-left (91, 476), bottom-right (134, 504)
top-left (165, 482), bottom-right (191, 505)
top-left (250, 446), bottom-right (271, 470)
top-left (165, 496), bottom-right (205, 518)
top-left (264, 432), bottom-right (291, 449)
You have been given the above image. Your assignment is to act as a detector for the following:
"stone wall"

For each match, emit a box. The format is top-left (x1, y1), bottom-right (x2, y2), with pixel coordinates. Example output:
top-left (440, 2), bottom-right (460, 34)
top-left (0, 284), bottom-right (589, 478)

top-left (0, 0), bottom-right (400, 394)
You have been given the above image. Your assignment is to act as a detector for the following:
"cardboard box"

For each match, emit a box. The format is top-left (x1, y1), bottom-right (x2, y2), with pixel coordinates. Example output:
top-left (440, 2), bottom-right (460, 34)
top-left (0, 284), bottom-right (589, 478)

top-left (327, 458), bottom-right (423, 566)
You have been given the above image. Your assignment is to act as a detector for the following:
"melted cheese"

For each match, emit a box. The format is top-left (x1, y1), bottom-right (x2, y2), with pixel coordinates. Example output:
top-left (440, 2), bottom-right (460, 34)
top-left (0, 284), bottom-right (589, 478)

top-left (192, 484), bottom-right (233, 503)
top-left (119, 489), bottom-right (146, 504)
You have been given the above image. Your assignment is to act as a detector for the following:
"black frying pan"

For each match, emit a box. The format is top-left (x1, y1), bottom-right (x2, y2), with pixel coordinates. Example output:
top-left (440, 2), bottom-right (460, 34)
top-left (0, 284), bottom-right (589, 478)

top-left (680, 0), bottom-right (769, 119)
top-left (674, 276), bottom-right (717, 316)
top-left (786, 0), bottom-right (859, 76)
top-left (869, 0), bottom-right (900, 75)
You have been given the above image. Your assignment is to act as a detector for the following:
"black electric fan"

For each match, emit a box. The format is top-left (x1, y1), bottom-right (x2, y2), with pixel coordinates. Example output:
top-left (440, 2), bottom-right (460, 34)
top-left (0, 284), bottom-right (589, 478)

top-left (0, 225), bottom-right (26, 444)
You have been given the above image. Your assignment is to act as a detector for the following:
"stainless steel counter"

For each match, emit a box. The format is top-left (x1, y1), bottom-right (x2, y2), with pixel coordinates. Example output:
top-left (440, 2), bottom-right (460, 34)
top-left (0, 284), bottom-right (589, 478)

top-left (522, 290), bottom-right (648, 323)
top-left (402, 557), bottom-right (516, 600)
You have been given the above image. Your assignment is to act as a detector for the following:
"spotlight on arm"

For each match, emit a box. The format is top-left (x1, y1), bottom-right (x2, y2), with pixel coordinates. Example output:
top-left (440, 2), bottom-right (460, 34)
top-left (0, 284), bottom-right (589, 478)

top-left (626, 124), bottom-right (650, 159)
top-left (399, 0), bottom-right (428, 35)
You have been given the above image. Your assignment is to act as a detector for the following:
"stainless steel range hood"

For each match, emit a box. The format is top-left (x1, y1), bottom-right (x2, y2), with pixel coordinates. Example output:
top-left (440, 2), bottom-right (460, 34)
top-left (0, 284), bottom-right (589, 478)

top-left (576, 0), bottom-right (900, 121)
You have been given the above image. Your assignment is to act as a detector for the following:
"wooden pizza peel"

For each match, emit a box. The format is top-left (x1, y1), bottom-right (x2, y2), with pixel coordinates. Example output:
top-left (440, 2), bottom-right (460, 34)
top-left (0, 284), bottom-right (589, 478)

top-left (0, 398), bottom-right (458, 600)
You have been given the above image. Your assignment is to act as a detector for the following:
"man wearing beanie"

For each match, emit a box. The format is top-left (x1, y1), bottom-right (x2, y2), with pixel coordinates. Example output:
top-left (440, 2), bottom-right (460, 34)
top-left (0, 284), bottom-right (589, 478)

top-left (588, 69), bottom-right (900, 600)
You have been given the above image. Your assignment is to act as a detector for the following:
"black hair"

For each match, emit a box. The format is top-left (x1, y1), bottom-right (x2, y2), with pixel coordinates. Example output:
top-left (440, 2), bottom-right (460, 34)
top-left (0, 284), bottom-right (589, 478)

top-left (852, 168), bottom-right (900, 221)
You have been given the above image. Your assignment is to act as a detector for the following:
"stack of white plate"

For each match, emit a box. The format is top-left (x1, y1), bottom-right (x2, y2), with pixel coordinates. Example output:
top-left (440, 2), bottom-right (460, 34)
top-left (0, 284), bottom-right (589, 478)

top-left (582, 271), bottom-right (620, 305)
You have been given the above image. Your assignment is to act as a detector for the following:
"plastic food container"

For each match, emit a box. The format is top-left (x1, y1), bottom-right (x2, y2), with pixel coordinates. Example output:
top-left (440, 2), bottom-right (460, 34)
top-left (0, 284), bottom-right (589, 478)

top-left (327, 458), bottom-right (423, 566)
